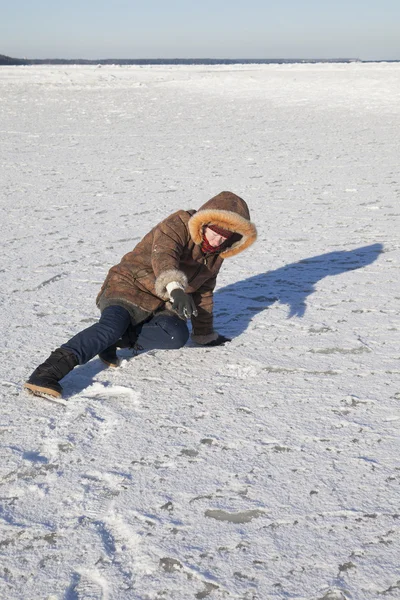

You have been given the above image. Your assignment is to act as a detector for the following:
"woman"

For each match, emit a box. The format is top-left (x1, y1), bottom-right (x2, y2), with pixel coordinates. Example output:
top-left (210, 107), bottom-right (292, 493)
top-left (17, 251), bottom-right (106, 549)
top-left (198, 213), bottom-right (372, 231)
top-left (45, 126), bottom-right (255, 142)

top-left (24, 191), bottom-right (257, 400)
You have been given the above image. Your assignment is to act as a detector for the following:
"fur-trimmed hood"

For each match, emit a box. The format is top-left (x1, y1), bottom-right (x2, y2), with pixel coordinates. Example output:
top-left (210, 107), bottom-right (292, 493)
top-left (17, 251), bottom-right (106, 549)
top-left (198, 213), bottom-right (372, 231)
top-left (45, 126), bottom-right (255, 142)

top-left (188, 191), bottom-right (257, 258)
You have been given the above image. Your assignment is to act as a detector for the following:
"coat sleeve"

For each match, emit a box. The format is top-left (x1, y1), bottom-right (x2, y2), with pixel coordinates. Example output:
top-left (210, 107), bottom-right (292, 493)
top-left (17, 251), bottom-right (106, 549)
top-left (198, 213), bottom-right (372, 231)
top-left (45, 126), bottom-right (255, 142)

top-left (190, 275), bottom-right (220, 345)
top-left (152, 213), bottom-right (190, 300)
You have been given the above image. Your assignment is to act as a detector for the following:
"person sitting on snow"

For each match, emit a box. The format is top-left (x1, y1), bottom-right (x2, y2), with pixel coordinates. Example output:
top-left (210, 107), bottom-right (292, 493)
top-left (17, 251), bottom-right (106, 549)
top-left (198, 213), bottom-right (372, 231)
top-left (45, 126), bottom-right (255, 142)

top-left (24, 191), bottom-right (257, 400)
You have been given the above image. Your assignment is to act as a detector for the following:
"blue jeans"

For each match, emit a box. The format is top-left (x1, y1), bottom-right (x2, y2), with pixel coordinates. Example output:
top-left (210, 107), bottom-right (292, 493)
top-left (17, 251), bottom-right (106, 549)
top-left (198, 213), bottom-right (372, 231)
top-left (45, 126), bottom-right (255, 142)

top-left (62, 305), bottom-right (189, 365)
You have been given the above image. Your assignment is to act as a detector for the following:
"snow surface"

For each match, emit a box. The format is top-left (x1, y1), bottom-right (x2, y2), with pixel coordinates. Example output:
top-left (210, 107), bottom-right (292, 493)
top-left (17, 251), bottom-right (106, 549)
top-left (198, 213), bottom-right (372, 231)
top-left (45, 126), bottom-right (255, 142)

top-left (0, 63), bottom-right (399, 600)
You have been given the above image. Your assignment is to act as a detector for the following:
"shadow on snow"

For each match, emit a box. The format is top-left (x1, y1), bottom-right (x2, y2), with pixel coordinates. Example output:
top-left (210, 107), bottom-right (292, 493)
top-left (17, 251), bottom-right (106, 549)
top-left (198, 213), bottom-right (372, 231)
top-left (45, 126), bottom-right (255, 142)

top-left (214, 243), bottom-right (383, 336)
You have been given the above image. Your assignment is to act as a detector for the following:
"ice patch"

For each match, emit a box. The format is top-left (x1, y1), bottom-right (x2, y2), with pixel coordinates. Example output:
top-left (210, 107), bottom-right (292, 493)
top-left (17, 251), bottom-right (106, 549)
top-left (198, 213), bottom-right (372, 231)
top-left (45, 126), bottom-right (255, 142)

top-left (204, 509), bottom-right (265, 523)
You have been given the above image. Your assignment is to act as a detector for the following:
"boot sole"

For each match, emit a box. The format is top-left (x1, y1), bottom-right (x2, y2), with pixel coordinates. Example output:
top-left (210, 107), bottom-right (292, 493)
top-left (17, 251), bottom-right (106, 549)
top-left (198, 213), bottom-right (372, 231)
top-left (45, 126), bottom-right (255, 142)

top-left (23, 382), bottom-right (67, 405)
top-left (99, 357), bottom-right (120, 368)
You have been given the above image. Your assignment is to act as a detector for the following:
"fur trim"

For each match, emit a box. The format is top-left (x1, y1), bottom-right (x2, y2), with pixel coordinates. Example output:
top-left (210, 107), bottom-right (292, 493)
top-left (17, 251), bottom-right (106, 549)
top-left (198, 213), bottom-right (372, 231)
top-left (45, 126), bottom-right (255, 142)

top-left (191, 331), bottom-right (219, 345)
top-left (188, 209), bottom-right (257, 259)
top-left (154, 269), bottom-right (188, 300)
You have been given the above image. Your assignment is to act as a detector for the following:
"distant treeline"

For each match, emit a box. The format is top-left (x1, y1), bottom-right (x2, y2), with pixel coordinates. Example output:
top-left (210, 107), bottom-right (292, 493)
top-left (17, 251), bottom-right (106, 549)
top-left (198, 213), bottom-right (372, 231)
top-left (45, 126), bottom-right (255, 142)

top-left (0, 53), bottom-right (365, 66)
top-left (0, 54), bottom-right (28, 65)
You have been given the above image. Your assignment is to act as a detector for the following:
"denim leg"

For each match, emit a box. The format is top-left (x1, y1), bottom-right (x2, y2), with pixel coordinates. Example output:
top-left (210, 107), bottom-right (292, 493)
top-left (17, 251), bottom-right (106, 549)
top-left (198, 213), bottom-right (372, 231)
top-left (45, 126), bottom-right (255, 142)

top-left (136, 311), bottom-right (189, 350)
top-left (62, 305), bottom-right (131, 365)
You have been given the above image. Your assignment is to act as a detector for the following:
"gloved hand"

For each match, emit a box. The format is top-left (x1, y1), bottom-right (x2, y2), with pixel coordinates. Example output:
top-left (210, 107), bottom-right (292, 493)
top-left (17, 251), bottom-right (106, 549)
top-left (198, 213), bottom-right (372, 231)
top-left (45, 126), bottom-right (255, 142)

top-left (203, 334), bottom-right (232, 347)
top-left (170, 289), bottom-right (198, 319)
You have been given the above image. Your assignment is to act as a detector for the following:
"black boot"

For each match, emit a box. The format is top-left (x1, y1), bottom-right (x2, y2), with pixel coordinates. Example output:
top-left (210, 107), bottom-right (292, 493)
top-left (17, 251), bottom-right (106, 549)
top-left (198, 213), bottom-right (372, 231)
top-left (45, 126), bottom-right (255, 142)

top-left (98, 324), bottom-right (139, 367)
top-left (24, 348), bottom-right (79, 399)
top-left (99, 343), bottom-right (119, 368)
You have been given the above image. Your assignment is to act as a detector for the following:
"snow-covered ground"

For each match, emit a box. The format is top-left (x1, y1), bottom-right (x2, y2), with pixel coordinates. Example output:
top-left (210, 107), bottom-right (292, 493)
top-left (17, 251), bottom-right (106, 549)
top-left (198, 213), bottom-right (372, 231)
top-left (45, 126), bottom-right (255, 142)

top-left (1, 63), bottom-right (399, 600)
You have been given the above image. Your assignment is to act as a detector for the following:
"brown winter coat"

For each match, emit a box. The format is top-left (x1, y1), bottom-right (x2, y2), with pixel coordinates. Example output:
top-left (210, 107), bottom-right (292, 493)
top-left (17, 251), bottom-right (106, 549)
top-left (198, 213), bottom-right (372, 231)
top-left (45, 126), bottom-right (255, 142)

top-left (96, 191), bottom-right (257, 343)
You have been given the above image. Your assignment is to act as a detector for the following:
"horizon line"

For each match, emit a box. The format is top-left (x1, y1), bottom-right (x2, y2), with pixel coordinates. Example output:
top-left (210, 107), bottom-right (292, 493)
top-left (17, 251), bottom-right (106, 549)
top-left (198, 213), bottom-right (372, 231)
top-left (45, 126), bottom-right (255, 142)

top-left (2, 53), bottom-right (399, 64)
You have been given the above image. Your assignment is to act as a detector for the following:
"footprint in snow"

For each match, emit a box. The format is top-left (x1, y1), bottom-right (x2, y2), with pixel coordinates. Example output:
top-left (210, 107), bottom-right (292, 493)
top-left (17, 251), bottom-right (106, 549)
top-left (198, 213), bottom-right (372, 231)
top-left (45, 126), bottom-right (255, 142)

top-left (81, 481), bottom-right (120, 519)
top-left (70, 569), bottom-right (109, 599)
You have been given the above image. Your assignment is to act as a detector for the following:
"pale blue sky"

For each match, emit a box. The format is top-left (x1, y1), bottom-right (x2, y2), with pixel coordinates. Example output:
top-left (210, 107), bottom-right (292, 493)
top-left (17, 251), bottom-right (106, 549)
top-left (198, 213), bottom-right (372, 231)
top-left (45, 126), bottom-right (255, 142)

top-left (1, 0), bottom-right (399, 60)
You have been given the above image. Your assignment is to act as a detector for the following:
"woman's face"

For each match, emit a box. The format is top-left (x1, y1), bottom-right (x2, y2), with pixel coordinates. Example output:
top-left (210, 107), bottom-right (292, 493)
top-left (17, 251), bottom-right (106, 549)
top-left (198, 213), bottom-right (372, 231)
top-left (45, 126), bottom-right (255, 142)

top-left (204, 227), bottom-right (229, 248)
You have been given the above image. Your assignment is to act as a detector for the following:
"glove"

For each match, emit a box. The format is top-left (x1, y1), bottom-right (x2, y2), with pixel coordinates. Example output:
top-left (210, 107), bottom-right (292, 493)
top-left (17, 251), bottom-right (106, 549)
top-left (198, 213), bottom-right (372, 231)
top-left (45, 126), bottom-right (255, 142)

top-left (170, 289), bottom-right (198, 320)
top-left (203, 334), bottom-right (232, 347)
